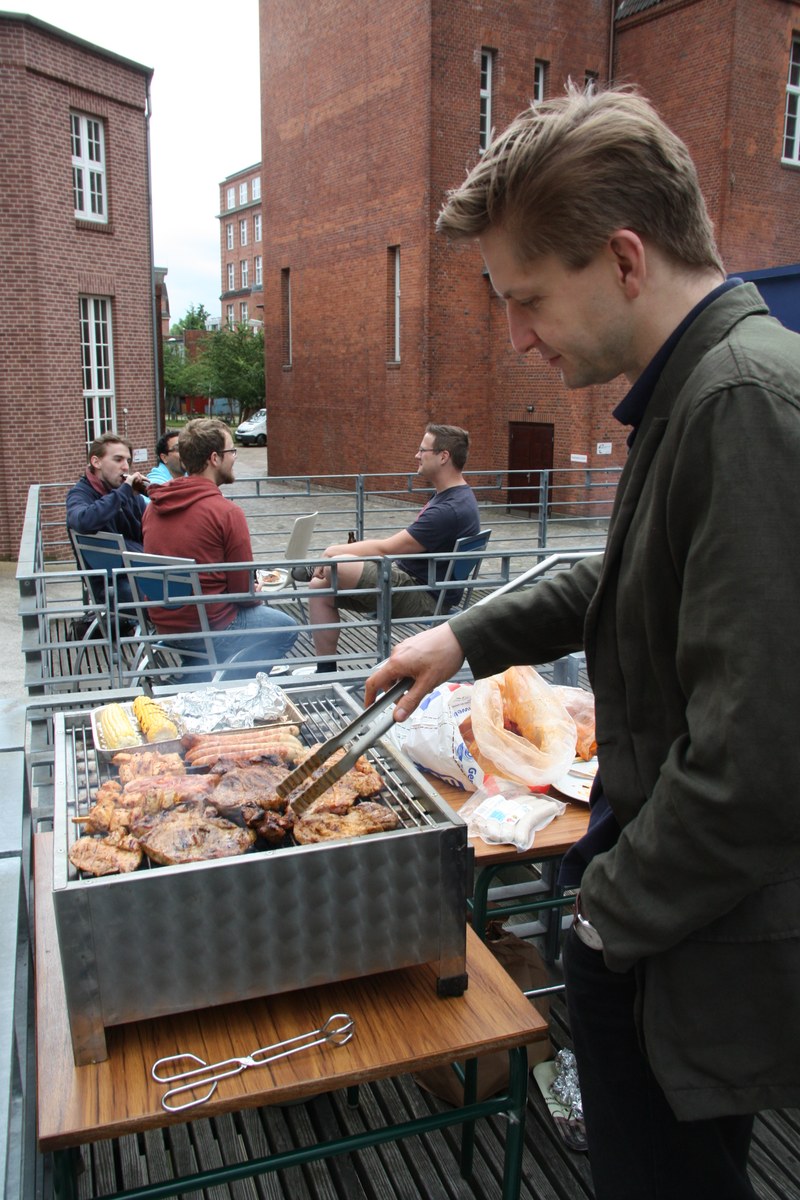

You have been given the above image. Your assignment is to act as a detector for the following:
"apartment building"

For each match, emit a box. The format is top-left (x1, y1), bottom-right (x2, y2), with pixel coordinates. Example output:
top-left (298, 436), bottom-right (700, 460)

top-left (218, 164), bottom-right (263, 329)
top-left (0, 13), bottom-right (158, 558)
top-left (258, 0), bottom-right (800, 485)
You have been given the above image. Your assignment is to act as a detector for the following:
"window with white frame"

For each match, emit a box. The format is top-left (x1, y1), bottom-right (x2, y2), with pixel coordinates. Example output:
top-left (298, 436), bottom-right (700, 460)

top-left (252, 176), bottom-right (261, 200)
top-left (227, 262), bottom-right (235, 290)
top-left (281, 269), bottom-right (292, 366)
top-left (784, 38), bottom-right (800, 163)
top-left (480, 49), bottom-right (494, 152)
top-left (254, 213), bottom-right (262, 242)
top-left (227, 186), bottom-right (236, 209)
top-left (533, 59), bottom-right (547, 104)
top-left (226, 303), bottom-right (235, 327)
top-left (241, 260), bottom-right (249, 288)
top-left (226, 223), bottom-right (234, 250)
top-left (239, 218), bottom-right (248, 246)
top-left (240, 301), bottom-right (248, 323)
top-left (79, 296), bottom-right (115, 450)
top-left (71, 112), bottom-right (107, 223)
top-left (239, 181), bottom-right (248, 204)
top-left (387, 246), bottom-right (400, 363)
top-left (254, 255), bottom-right (262, 287)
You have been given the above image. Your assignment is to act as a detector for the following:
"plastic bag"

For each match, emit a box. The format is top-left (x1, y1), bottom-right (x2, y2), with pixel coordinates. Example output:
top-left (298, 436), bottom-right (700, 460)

top-left (552, 685), bottom-right (596, 761)
top-left (459, 666), bottom-right (577, 787)
top-left (458, 776), bottom-right (566, 850)
top-left (386, 682), bottom-right (485, 791)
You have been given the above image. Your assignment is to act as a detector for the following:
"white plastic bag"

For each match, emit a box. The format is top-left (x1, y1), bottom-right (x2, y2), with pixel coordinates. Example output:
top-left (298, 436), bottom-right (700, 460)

top-left (458, 777), bottom-right (566, 851)
top-left (386, 682), bottom-right (484, 791)
top-left (460, 666), bottom-right (577, 788)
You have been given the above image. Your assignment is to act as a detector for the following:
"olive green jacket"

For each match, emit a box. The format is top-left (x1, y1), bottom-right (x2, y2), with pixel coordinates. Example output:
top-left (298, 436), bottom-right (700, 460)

top-left (453, 284), bottom-right (800, 1120)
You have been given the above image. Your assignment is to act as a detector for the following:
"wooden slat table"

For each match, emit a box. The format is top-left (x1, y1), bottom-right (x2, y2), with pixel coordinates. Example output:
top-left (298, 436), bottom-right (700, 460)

top-left (431, 780), bottom-right (591, 954)
top-left (34, 834), bottom-right (547, 1200)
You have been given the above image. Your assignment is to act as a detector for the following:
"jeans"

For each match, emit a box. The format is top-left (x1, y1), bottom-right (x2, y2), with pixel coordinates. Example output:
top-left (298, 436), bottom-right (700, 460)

top-left (170, 603), bottom-right (298, 679)
top-left (562, 925), bottom-right (756, 1200)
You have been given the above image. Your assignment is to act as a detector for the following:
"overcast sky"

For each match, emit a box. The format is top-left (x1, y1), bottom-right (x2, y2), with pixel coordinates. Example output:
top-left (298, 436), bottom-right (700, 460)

top-left (6, 0), bottom-right (262, 323)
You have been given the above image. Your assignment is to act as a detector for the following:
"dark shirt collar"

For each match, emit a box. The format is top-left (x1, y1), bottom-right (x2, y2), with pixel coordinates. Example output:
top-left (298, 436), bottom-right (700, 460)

top-left (613, 278), bottom-right (743, 445)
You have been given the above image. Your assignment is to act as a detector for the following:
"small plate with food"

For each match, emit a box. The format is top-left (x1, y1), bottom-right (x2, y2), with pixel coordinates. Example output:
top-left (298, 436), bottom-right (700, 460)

top-left (550, 757), bottom-right (599, 803)
top-left (256, 568), bottom-right (289, 590)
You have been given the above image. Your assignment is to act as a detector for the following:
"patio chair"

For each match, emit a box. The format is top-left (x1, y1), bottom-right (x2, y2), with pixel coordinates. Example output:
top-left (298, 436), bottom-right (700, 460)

top-left (432, 528), bottom-right (493, 616)
top-left (67, 530), bottom-right (141, 673)
top-left (121, 552), bottom-right (218, 684)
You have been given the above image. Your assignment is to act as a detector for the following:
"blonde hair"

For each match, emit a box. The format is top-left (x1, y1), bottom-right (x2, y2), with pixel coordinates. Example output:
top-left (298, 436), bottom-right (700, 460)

top-left (437, 84), bottom-right (723, 273)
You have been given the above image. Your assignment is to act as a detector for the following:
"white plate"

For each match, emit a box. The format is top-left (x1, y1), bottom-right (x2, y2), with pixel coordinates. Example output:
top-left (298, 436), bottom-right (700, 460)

top-left (256, 568), bottom-right (289, 590)
top-left (550, 757), bottom-right (599, 803)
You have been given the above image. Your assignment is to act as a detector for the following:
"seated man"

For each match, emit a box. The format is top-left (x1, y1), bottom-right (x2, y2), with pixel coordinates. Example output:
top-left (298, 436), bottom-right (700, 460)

top-left (142, 418), bottom-right (297, 672)
top-left (66, 431), bottom-right (149, 549)
top-left (146, 430), bottom-right (184, 486)
top-left (66, 432), bottom-right (149, 607)
top-left (307, 424), bottom-right (480, 670)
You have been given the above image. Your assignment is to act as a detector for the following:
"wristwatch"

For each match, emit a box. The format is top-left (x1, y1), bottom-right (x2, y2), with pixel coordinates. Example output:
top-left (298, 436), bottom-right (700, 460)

top-left (573, 891), bottom-right (604, 951)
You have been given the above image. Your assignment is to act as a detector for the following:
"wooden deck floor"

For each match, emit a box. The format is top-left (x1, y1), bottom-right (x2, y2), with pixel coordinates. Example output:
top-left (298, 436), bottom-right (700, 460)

top-left (47, 994), bottom-right (800, 1200)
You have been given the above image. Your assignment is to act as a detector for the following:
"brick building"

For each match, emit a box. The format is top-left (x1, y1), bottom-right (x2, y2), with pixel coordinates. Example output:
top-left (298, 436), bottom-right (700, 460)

top-left (218, 163), bottom-right (264, 329)
top-left (258, 0), bottom-right (800, 486)
top-left (0, 13), bottom-right (158, 559)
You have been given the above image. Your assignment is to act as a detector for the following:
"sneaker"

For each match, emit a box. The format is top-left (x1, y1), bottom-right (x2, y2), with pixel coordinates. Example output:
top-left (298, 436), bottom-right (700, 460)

top-left (290, 565), bottom-right (314, 582)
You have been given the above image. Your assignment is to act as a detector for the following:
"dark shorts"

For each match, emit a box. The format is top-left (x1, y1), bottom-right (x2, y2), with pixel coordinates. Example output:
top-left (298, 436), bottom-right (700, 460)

top-left (334, 560), bottom-right (438, 618)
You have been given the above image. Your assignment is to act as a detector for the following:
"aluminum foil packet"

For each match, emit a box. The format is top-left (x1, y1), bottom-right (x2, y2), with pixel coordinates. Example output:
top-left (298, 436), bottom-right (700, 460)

top-left (168, 674), bottom-right (290, 733)
top-left (550, 1048), bottom-right (583, 1121)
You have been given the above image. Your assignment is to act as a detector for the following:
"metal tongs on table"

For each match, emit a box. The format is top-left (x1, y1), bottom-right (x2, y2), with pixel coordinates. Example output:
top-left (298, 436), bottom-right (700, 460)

top-left (152, 1012), bottom-right (355, 1112)
top-left (274, 677), bottom-right (411, 815)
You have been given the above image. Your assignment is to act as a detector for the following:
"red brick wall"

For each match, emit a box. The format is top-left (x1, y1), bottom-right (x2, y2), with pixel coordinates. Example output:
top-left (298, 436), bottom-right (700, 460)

top-left (0, 16), bottom-right (156, 558)
top-left (259, 0), bottom-right (800, 490)
top-left (615, 0), bottom-right (800, 272)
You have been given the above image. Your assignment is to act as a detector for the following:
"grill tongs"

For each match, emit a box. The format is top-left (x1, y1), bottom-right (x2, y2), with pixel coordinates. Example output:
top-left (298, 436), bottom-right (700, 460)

top-left (275, 677), bottom-right (411, 815)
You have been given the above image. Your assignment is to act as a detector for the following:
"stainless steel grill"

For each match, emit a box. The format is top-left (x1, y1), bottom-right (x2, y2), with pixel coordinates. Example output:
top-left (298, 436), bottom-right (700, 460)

top-left (52, 683), bottom-right (470, 1065)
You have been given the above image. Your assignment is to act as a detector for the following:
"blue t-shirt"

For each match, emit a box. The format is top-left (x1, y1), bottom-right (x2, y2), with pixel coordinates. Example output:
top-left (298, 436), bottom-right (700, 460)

top-left (399, 484), bottom-right (480, 593)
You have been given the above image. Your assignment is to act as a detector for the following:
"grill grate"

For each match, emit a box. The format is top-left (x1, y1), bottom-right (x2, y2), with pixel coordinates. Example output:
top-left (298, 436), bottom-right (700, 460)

top-left (62, 683), bottom-right (448, 882)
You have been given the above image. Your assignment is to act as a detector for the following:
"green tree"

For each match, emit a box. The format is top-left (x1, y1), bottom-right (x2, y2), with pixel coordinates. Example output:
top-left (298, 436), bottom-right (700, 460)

top-left (163, 339), bottom-right (214, 405)
top-left (169, 304), bottom-right (210, 336)
top-left (203, 323), bottom-right (265, 417)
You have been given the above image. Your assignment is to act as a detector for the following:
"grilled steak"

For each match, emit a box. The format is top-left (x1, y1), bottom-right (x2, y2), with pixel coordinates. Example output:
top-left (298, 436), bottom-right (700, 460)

top-left (209, 760), bottom-right (293, 816)
top-left (293, 801), bottom-right (400, 844)
top-left (69, 831), bottom-right (143, 876)
top-left (138, 811), bottom-right (256, 865)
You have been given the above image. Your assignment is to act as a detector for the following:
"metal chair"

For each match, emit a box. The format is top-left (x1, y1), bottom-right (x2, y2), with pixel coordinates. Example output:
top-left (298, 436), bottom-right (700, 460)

top-left (432, 528), bottom-right (493, 616)
top-left (121, 551), bottom-right (219, 684)
top-left (67, 530), bottom-right (140, 674)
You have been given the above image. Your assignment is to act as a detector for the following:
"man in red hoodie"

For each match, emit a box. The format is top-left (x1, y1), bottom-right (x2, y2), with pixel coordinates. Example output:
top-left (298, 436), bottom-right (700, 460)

top-left (142, 418), bottom-right (297, 671)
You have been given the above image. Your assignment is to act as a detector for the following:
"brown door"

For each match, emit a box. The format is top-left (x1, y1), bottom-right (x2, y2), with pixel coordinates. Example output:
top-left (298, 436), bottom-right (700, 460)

top-left (507, 422), bottom-right (554, 512)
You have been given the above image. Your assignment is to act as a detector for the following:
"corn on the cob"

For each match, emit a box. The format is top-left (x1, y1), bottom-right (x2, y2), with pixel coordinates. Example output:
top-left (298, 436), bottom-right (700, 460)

top-left (99, 703), bottom-right (140, 750)
top-left (132, 696), bottom-right (179, 743)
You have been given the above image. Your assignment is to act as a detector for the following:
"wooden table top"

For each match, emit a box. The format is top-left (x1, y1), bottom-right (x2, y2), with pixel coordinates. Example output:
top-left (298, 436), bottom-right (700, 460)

top-left (34, 833), bottom-right (547, 1152)
top-left (430, 778), bottom-right (591, 866)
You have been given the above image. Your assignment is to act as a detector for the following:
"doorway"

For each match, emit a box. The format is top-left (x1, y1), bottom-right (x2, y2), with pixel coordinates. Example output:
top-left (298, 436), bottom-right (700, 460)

top-left (507, 421), bottom-right (554, 512)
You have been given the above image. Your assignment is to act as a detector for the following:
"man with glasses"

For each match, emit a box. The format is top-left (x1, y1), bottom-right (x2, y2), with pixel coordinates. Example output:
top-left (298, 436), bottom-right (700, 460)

top-left (142, 418), bottom-right (297, 670)
top-left (306, 423), bottom-right (479, 670)
top-left (147, 430), bottom-right (185, 486)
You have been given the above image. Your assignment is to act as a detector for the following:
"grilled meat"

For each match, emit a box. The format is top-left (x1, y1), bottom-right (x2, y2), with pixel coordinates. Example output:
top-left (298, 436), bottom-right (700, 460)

top-left (182, 728), bottom-right (303, 768)
top-left (297, 745), bottom-right (383, 799)
top-left (112, 750), bottom-right (184, 782)
top-left (293, 801), bottom-right (400, 844)
top-left (209, 760), bottom-right (293, 816)
top-left (245, 808), bottom-right (295, 845)
top-left (115, 773), bottom-right (218, 813)
top-left (138, 811), bottom-right (256, 865)
top-left (69, 830), bottom-right (143, 876)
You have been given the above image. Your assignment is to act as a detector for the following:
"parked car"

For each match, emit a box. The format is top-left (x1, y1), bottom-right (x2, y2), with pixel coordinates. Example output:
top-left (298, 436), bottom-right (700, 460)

top-left (235, 408), bottom-right (267, 446)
